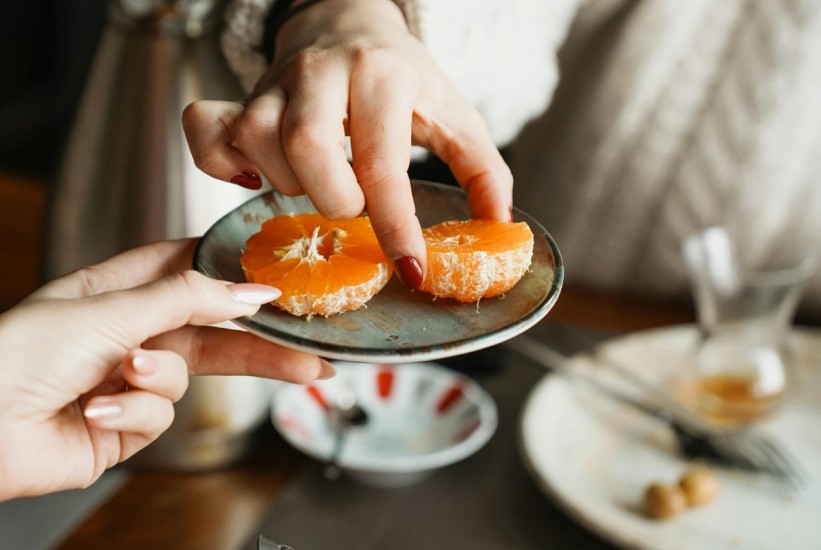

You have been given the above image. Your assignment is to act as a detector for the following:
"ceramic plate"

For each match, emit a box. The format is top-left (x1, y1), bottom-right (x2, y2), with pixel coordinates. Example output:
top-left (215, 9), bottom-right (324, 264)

top-left (194, 179), bottom-right (563, 362)
top-left (519, 325), bottom-right (821, 550)
top-left (271, 361), bottom-right (497, 486)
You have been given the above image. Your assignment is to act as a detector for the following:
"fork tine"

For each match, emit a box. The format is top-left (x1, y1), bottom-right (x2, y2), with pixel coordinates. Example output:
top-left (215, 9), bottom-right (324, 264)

top-left (736, 433), bottom-right (807, 492)
top-left (753, 434), bottom-right (811, 487)
top-left (727, 435), bottom-right (782, 475)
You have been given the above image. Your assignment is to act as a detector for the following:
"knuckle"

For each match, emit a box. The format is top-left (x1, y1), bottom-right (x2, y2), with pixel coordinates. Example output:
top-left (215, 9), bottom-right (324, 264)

top-left (234, 109), bottom-right (274, 149)
top-left (374, 218), bottom-right (410, 242)
top-left (270, 180), bottom-right (304, 197)
top-left (181, 101), bottom-right (204, 129)
top-left (351, 48), bottom-right (418, 90)
top-left (192, 149), bottom-right (224, 175)
top-left (178, 269), bottom-right (209, 293)
top-left (353, 155), bottom-right (396, 192)
top-left (167, 270), bottom-right (210, 302)
top-left (289, 49), bottom-right (324, 77)
top-left (282, 123), bottom-right (328, 158)
top-left (73, 264), bottom-right (114, 297)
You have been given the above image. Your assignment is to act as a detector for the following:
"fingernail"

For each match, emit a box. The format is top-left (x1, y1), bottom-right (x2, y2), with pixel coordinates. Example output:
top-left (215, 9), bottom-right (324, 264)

top-left (229, 283), bottom-right (282, 304)
top-left (317, 360), bottom-right (337, 380)
top-left (84, 399), bottom-right (123, 420)
top-left (229, 172), bottom-right (262, 190)
top-left (509, 206), bottom-right (515, 223)
top-left (396, 256), bottom-right (424, 290)
top-left (132, 352), bottom-right (158, 376)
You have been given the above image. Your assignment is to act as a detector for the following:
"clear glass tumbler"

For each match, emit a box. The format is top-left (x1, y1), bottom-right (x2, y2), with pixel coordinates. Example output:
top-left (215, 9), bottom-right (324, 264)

top-left (681, 227), bottom-right (816, 426)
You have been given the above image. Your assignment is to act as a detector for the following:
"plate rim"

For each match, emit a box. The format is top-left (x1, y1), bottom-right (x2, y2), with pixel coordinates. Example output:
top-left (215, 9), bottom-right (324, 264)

top-left (194, 179), bottom-right (564, 363)
top-left (516, 324), bottom-right (821, 550)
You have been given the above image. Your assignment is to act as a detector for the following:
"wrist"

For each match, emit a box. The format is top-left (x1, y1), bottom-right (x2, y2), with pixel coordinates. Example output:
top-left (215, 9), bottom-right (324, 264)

top-left (220, 0), bottom-right (416, 93)
top-left (272, 0), bottom-right (411, 59)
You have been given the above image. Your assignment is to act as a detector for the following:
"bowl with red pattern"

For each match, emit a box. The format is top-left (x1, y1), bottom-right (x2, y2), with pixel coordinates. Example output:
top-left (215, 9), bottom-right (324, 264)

top-left (271, 361), bottom-right (498, 487)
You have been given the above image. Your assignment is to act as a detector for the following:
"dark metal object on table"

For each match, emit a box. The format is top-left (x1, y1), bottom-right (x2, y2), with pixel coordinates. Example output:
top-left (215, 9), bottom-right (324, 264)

top-left (324, 392), bottom-right (369, 481)
top-left (257, 534), bottom-right (295, 550)
top-left (505, 334), bottom-right (809, 492)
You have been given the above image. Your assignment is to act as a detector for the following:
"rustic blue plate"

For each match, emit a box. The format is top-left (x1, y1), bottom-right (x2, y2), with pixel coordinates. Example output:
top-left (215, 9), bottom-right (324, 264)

top-left (194, 179), bottom-right (563, 363)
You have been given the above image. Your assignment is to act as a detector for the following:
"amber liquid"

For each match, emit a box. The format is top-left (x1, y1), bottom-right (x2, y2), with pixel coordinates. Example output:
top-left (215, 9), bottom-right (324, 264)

top-left (695, 374), bottom-right (784, 426)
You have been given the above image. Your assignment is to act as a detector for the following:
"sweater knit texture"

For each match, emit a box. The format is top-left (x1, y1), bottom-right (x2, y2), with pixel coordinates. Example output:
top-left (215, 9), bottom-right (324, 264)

top-left (222, 0), bottom-right (821, 314)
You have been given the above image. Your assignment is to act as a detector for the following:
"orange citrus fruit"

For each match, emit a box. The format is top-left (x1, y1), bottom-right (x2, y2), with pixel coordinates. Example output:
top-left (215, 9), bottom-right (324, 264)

top-left (241, 212), bottom-right (392, 317)
top-left (420, 219), bottom-right (534, 303)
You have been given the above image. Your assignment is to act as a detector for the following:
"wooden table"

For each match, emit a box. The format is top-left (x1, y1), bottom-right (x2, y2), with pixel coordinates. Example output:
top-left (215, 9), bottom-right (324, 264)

top-left (1, 173), bottom-right (694, 549)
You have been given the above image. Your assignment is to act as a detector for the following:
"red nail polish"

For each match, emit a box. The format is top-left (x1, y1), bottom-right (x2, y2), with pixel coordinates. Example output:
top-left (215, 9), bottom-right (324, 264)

top-left (396, 256), bottom-right (424, 290)
top-left (509, 206), bottom-right (514, 223)
top-left (229, 172), bottom-right (262, 190)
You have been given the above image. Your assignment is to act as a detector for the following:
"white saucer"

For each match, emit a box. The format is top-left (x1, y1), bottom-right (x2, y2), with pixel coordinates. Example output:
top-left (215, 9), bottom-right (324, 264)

top-left (519, 325), bottom-right (821, 550)
top-left (271, 361), bottom-right (498, 487)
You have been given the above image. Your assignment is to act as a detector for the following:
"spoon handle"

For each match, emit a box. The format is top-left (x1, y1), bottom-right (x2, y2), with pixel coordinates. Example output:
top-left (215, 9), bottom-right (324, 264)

top-left (323, 427), bottom-right (347, 480)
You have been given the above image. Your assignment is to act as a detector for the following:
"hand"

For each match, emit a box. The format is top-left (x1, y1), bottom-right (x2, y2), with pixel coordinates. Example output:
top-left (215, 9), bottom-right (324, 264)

top-left (0, 239), bottom-right (333, 501)
top-left (183, 0), bottom-right (512, 288)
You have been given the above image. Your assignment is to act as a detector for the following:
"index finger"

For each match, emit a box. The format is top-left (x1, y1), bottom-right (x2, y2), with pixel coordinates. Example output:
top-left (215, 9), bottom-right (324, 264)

top-left (349, 59), bottom-right (427, 288)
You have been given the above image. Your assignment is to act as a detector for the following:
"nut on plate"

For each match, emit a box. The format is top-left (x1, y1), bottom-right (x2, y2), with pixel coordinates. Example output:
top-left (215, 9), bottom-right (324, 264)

top-left (679, 466), bottom-right (720, 507)
top-left (643, 483), bottom-right (687, 520)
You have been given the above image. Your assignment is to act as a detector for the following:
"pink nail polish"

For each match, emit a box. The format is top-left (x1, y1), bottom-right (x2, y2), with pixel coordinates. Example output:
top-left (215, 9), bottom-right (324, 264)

top-left (229, 172), bottom-right (262, 190)
top-left (84, 400), bottom-right (123, 420)
top-left (229, 283), bottom-right (282, 304)
top-left (396, 256), bottom-right (424, 290)
top-left (132, 353), bottom-right (158, 375)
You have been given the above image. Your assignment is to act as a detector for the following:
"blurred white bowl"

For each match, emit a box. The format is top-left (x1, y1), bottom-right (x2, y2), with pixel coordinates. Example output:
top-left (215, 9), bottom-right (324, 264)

top-left (271, 361), bottom-right (498, 487)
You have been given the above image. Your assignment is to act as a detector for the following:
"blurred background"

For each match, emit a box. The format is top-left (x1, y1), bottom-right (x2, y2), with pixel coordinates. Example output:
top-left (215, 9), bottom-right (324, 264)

top-left (0, 0), bottom-right (458, 314)
top-left (0, 1), bottom-right (105, 179)
top-left (0, 0), bottom-right (106, 311)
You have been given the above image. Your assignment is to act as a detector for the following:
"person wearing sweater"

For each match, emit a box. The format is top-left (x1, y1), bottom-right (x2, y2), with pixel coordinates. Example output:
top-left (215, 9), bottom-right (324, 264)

top-left (189, 0), bottom-right (821, 315)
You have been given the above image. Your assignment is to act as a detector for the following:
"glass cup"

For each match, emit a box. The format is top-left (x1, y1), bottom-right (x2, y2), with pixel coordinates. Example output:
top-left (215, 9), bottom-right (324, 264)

top-left (681, 227), bottom-right (816, 426)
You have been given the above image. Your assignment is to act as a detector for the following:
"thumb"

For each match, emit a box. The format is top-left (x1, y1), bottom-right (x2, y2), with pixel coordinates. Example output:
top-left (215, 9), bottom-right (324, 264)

top-left (90, 271), bottom-right (280, 347)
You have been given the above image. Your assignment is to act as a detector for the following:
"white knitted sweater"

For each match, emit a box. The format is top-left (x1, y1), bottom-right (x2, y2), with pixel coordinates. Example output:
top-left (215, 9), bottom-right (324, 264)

top-left (222, 0), bottom-right (821, 314)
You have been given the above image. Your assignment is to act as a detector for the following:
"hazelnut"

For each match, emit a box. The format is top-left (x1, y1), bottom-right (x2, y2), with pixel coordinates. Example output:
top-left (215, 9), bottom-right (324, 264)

top-left (643, 483), bottom-right (687, 520)
top-left (679, 466), bottom-right (720, 507)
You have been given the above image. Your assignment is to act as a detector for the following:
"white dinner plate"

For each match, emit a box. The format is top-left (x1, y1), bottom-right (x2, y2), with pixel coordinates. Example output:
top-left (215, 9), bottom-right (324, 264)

top-left (194, 179), bottom-right (563, 363)
top-left (519, 325), bottom-right (821, 550)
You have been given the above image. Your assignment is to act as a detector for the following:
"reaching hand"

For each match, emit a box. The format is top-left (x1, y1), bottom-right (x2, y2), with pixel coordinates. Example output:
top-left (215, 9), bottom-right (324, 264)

top-left (183, 0), bottom-right (512, 288)
top-left (0, 238), bottom-right (333, 501)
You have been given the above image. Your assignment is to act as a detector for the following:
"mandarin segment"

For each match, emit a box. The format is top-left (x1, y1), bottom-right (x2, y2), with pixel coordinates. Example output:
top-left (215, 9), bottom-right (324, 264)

top-left (420, 219), bottom-right (534, 303)
top-left (241, 213), bottom-right (392, 317)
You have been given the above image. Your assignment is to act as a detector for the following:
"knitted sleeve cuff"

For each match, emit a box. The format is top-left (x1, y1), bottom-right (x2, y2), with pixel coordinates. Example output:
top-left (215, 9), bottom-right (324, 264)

top-left (220, 0), bottom-right (580, 147)
top-left (220, 0), bottom-right (420, 93)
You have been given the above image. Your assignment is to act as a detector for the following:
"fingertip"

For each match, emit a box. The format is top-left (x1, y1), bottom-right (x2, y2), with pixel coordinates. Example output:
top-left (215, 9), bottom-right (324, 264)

top-left (395, 256), bottom-right (424, 290)
top-left (317, 359), bottom-right (337, 380)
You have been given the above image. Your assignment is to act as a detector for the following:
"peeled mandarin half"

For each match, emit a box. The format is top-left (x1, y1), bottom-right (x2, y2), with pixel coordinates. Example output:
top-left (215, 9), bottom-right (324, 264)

top-left (241, 213), bottom-right (393, 317)
top-left (420, 219), bottom-right (534, 303)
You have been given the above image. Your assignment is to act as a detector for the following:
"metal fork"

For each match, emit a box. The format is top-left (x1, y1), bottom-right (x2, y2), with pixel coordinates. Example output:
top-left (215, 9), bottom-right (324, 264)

top-left (506, 335), bottom-right (810, 492)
